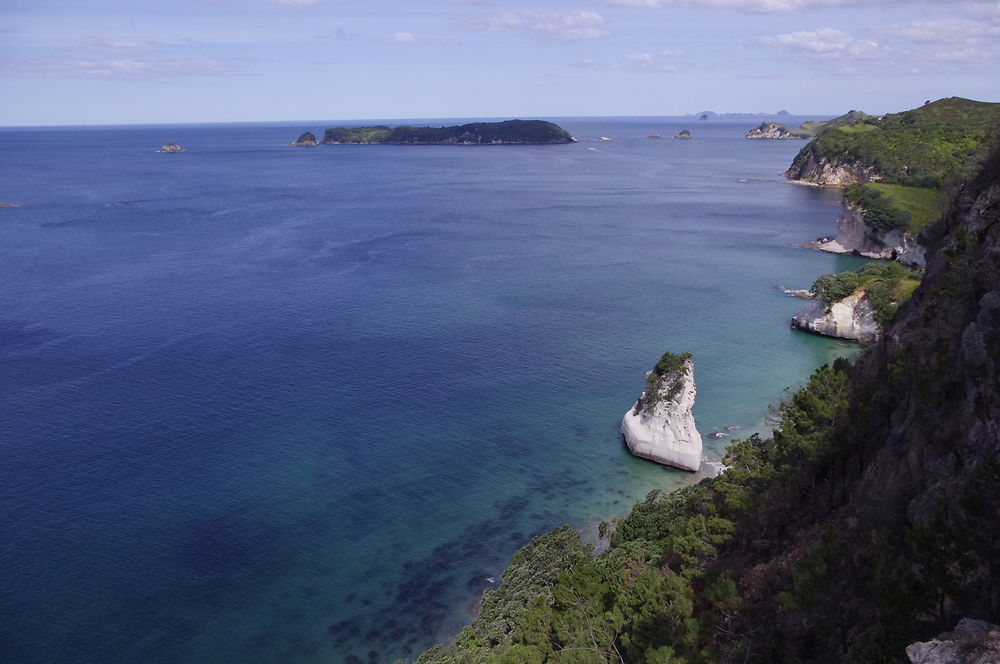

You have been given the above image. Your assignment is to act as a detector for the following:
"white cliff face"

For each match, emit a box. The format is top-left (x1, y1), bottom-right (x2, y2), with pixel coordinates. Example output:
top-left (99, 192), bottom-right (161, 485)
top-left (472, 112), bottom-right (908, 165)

top-left (745, 123), bottom-right (806, 140)
top-left (791, 291), bottom-right (881, 344)
top-left (621, 358), bottom-right (703, 471)
top-left (816, 202), bottom-right (927, 268)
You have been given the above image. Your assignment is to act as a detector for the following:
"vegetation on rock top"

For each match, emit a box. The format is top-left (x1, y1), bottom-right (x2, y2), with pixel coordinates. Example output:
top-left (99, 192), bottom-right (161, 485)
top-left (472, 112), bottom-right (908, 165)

top-left (635, 352), bottom-right (692, 415)
top-left (811, 261), bottom-right (922, 326)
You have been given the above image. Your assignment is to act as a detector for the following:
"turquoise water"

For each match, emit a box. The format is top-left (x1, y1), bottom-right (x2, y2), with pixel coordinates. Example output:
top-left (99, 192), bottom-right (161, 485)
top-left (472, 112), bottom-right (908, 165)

top-left (0, 117), bottom-right (866, 663)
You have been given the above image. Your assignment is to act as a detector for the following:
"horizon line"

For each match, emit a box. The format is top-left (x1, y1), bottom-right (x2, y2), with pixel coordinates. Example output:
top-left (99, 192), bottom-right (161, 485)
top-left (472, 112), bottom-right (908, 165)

top-left (0, 111), bottom-right (846, 130)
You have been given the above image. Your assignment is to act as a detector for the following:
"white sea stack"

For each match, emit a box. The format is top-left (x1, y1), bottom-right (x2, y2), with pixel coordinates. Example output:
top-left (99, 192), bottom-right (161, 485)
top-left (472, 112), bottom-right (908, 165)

top-left (621, 353), bottom-right (703, 471)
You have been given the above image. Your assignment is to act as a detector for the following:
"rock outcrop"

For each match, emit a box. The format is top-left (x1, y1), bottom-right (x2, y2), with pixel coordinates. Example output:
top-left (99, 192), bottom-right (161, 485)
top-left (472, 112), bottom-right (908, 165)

top-left (621, 353), bottom-right (702, 471)
top-left (289, 132), bottom-right (318, 147)
top-left (674, 130), bottom-right (692, 140)
top-left (158, 143), bottom-right (185, 153)
top-left (907, 619), bottom-right (1000, 664)
top-left (745, 122), bottom-right (807, 140)
top-left (783, 151), bottom-right (881, 186)
top-left (791, 291), bottom-right (881, 344)
top-left (815, 201), bottom-right (927, 268)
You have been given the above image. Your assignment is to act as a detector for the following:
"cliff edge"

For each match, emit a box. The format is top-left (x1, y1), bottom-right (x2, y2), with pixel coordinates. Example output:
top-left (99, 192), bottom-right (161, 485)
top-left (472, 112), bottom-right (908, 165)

top-left (621, 352), bottom-right (702, 471)
top-left (791, 290), bottom-right (881, 344)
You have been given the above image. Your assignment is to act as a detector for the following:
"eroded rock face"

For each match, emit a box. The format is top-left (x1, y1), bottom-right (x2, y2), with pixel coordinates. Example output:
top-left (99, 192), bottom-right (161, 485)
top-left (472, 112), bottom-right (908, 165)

top-left (745, 123), bottom-right (806, 140)
top-left (791, 291), bottom-right (880, 344)
top-left (621, 357), bottom-right (702, 471)
top-left (815, 202), bottom-right (927, 268)
top-left (783, 153), bottom-right (881, 186)
top-left (906, 619), bottom-right (1000, 664)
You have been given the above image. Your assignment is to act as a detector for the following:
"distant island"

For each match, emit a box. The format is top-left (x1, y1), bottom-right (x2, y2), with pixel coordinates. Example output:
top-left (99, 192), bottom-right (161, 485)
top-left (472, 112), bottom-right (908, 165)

top-left (674, 129), bottom-right (692, 139)
top-left (694, 110), bottom-right (791, 118)
top-left (311, 120), bottom-right (575, 145)
top-left (158, 143), bottom-right (185, 153)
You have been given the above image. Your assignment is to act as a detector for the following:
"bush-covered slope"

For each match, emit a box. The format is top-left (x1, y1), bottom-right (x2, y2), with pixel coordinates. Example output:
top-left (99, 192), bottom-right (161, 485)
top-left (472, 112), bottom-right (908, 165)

top-left (417, 142), bottom-right (1000, 664)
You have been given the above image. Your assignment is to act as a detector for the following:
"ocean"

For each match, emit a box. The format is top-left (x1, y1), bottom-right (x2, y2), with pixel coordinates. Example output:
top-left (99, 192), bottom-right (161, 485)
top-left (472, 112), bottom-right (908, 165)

top-left (0, 117), bottom-right (867, 663)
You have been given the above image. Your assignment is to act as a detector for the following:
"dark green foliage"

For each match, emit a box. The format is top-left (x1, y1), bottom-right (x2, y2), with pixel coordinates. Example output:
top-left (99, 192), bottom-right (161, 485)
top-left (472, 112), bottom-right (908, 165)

top-left (811, 271), bottom-right (864, 305)
top-left (321, 120), bottom-right (575, 145)
top-left (845, 183), bottom-right (911, 231)
top-left (294, 131), bottom-right (316, 144)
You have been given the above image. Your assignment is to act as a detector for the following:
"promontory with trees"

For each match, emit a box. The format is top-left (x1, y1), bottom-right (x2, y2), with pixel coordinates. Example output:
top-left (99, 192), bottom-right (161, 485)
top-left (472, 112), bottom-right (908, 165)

top-left (414, 99), bottom-right (1000, 663)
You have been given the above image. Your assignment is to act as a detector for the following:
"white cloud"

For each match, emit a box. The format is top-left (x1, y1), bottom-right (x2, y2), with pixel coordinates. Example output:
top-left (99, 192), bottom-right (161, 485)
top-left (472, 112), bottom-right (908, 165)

top-left (466, 10), bottom-right (610, 40)
top-left (759, 28), bottom-right (886, 59)
top-left (84, 38), bottom-right (154, 54)
top-left (880, 17), bottom-right (1000, 43)
top-left (619, 51), bottom-right (678, 72)
top-left (877, 16), bottom-right (1000, 64)
top-left (607, 0), bottom-right (959, 13)
top-left (0, 57), bottom-right (246, 79)
top-left (387, 31), bottom-right (419, 44)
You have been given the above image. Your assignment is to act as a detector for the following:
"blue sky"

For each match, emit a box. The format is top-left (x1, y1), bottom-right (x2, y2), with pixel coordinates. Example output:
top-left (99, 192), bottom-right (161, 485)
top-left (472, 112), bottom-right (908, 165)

top-left (1, 0), bottom-right (997, 125)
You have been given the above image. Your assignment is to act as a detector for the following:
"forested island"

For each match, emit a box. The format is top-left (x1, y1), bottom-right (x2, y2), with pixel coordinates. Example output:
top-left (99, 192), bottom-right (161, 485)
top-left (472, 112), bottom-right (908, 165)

top-left (415, 99), bottom-right (1000, 663)
top-left (305, 120), bottom-right (575, 145)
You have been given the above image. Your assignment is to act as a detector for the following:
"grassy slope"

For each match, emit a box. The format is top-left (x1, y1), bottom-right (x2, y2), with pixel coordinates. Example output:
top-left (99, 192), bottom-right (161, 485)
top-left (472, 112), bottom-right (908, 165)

top-left (868, 183), bottom-right (950, 234)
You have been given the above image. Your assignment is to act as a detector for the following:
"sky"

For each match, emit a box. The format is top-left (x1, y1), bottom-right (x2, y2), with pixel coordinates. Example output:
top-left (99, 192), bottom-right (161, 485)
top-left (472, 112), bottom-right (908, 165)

top-left (0, 0), bottom-right (998, 125)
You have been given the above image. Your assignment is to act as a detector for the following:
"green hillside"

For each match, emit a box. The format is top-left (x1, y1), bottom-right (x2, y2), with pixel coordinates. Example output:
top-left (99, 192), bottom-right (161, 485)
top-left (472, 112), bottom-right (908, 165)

top-left (787, 97), bottom-right (1000, 188)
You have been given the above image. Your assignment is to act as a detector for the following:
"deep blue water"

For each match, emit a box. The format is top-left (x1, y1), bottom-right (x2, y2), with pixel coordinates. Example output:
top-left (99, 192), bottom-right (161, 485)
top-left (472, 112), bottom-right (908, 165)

top-left (1, 117), bottom-right (867, 663)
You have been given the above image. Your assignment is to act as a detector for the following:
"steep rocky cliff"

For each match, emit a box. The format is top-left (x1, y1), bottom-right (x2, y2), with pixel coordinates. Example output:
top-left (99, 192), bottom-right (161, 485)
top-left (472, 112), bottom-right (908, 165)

top-left (740, 141), bottom-right (1000, 661)
top-left (782, 150), bottom-right (881, 186)
top-left (621, 353), bottom-right (703, 471)
top-left (815, 200), bottom-right (927, 267)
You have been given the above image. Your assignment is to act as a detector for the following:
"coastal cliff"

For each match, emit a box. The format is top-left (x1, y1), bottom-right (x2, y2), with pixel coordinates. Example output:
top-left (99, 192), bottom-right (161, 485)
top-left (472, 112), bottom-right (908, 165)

top-left (782, 152), bottom-right (880, 186)
top-left (620, 352), bottom-right (702, 471)
top-left (815, 199), bottom-right (927, 267)
top-left (783, 97), bottom-right (1000, 187)
top-left (791, 290), bottom-right (880, 344)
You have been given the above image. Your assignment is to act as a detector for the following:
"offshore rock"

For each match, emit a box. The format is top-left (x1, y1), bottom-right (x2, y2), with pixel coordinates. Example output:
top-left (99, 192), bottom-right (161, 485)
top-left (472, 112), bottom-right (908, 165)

top-left (815, 201), bottom-right (927, 268)
top-left (906, 619), bottom-right (1000, 664)
top-left (290, 132), bottom-right (318, 147)
top-left (791, 291), bottom-right (880, 344)
top-left (621, 355), bottom-right (702, 471)
top-left (158, 143), bottom-right (185, 153)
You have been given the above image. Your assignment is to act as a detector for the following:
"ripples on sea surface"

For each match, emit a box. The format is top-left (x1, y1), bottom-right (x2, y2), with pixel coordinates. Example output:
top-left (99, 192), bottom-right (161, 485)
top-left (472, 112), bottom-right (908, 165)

top-left (0, 117), bottom-right (867, 663)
